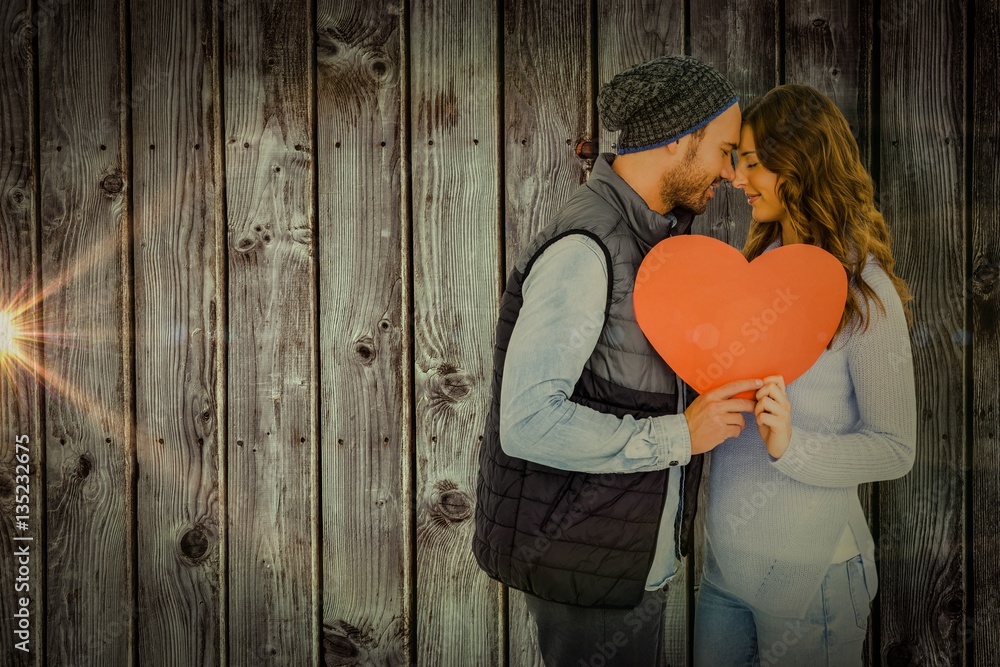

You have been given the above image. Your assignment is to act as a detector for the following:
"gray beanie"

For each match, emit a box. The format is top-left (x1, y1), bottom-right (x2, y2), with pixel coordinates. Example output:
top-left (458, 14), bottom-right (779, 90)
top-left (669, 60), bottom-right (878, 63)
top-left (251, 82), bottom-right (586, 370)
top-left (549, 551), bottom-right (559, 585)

top-left (598, 55), bottom-right (738, 155)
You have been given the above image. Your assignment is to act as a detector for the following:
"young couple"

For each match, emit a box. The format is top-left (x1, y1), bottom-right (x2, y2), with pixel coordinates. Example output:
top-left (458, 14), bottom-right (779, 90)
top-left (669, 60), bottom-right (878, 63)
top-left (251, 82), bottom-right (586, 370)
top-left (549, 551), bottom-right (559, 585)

top-left (474, 54), bottom-right (916, 666)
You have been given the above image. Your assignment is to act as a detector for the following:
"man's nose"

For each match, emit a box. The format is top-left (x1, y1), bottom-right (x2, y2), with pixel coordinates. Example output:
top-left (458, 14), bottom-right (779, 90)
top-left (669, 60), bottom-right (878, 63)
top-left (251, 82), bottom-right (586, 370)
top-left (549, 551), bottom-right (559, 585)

top-left (731, 168), bottom-right (746, 188)
top-left (720, 160), bottom-right (735, 182)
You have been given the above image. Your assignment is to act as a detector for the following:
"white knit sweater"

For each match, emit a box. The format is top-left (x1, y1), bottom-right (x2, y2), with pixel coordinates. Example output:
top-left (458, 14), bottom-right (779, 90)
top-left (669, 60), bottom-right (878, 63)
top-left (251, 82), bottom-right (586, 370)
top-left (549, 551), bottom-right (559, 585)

top-left (703, 251), bottom-right (917, 617)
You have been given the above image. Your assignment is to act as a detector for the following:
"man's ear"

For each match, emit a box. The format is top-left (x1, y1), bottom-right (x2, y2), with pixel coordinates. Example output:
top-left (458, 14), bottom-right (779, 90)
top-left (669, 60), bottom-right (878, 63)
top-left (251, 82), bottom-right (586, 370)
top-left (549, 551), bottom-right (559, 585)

top-left (664, 139), bottom-right (682, 155)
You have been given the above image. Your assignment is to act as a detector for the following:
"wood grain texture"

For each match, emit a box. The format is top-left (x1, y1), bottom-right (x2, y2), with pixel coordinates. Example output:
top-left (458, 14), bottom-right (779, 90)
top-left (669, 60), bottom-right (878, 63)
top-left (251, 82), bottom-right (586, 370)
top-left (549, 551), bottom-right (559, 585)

top-left (502, 3), bottom-right (590, 664)
top-left (503, 0), bottom-right (591, 268)
top-left (784, 0), bottom-right (870, 154)
top-left (316, 1), bottom-right (410, 664)
top-left (688, 0), bottom-right (777, 249)
top-left (223, 0), bottom-right (317, 663)
top-left (595, 3), bottom-right (688, 663)
top-left (130, 1), bottom-right (222, 665)
top-left (410, 0), bottom-right (502, 663)
top-left (971, 0), bottom-right (1000, 664)
top-left (36, 0), bottom-right (135, 664)
top-left (0, 2), bottom-right (43, 666)
top-left (877, 0), bottom-right (968, 664)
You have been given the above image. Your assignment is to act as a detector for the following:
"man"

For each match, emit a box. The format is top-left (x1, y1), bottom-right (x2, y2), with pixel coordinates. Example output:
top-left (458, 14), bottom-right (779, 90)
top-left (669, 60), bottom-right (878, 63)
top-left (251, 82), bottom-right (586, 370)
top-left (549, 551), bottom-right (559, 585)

top-left (473, 55), bottom-right (762, 664)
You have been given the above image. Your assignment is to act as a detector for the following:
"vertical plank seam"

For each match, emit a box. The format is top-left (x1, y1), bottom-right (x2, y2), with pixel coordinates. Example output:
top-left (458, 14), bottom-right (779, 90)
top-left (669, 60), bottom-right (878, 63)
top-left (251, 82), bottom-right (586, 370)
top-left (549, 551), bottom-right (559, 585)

top-left (119, 0), bottom-right (139, 663)
top-left (403, 0), bottom-right (418, 663)
top-left (776, 0), bottom-right (785, 85)
top-left (964, 0), bottom-right (976, 664)
top-left (29, 0), bottom-right (48, 662)
top-left (495, 0), bottom-right (509, 664)
top-left (589, 0), bottom-right (597, 159)
top-left (213, 0), bottom-right (231, 662)
top-left (309, 0), bottom-right (322, 664)
top-left (683, 0), bottom-right (691, 56)
top-left (869, 0), bottom-right (882, 662)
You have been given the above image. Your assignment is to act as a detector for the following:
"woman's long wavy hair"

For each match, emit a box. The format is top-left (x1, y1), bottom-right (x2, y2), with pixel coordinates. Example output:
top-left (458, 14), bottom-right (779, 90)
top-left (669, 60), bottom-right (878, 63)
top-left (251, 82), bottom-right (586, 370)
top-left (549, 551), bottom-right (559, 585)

top-left (741, 84), bottom-right (913, 344)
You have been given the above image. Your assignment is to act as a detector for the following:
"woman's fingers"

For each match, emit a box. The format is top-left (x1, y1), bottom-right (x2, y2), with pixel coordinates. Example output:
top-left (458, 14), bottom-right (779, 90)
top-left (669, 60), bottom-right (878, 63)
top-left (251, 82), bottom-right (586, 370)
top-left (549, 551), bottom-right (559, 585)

top-left (754, 396), bottom-right (784, 416)
top-left (757, 412), bottom-right (781, 430)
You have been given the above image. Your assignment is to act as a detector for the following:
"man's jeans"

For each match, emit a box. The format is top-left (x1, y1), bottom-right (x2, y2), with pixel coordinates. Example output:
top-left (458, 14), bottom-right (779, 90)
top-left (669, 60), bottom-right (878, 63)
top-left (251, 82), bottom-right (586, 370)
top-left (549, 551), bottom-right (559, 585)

top-left (524, 587), bottom-right (668, 666)
top-left (693, 555), bottom-right (871, 666)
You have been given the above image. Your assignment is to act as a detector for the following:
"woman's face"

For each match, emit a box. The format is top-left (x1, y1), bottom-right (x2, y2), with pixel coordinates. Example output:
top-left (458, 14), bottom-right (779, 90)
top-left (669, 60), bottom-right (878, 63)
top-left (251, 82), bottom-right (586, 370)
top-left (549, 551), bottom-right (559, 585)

top-left (732, 125), bottom-right (790, 227)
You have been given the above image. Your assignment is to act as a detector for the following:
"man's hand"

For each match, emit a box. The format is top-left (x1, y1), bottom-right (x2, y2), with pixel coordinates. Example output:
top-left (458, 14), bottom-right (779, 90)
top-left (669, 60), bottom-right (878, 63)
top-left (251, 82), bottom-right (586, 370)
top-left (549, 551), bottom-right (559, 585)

top-left (684, 379), bottom-right (763, 454)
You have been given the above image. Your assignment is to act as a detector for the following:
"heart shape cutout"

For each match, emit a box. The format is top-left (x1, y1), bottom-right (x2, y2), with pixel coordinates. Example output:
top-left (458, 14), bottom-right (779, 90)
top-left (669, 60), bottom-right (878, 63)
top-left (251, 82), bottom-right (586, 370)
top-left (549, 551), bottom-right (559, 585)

top-left (633, 235), bottom-right (848, 398)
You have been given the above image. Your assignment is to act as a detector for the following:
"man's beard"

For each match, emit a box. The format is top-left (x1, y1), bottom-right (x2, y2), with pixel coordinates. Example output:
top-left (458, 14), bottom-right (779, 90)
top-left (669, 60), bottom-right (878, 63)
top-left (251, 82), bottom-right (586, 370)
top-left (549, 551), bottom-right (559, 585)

top-left (659, 145), bottom-right (716, 214)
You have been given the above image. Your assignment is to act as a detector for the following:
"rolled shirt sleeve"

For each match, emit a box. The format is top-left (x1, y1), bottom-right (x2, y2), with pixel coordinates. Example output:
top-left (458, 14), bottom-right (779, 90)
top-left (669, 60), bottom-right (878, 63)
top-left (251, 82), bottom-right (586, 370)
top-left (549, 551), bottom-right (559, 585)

top-left (499, 233), bottom-right (691, 474)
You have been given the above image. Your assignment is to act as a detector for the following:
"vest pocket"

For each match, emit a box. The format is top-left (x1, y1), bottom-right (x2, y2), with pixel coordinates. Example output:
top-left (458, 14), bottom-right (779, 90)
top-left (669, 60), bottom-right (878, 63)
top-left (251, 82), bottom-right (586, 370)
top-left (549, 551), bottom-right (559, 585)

top-left (539, 474), bottom-right (589, 537)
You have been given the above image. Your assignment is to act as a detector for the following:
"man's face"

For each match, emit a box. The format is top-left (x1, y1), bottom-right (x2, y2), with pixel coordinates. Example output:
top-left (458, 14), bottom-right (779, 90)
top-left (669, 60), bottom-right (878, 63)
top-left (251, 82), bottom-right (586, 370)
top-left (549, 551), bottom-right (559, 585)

top-left (659, 103), bottom-right (742, 214)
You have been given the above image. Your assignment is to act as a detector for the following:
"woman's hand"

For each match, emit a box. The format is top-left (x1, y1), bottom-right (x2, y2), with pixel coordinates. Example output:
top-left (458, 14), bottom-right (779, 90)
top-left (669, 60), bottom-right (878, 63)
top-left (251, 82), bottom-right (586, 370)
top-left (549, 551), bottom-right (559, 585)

top-left (755, 375), bottom-right (792, 458)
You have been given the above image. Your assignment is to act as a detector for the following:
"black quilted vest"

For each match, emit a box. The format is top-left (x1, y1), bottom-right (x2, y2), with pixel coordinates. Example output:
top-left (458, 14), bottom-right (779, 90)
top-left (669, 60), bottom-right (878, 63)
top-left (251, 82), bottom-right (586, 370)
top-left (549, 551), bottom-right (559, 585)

top-left (473, 154), bottom-right (704, 608)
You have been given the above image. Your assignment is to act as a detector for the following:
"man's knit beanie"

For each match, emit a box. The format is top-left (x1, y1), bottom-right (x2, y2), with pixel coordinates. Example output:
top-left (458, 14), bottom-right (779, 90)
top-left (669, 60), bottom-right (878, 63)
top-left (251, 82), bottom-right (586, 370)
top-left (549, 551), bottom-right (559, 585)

top-left (598, 55), bottom-right (738, 155)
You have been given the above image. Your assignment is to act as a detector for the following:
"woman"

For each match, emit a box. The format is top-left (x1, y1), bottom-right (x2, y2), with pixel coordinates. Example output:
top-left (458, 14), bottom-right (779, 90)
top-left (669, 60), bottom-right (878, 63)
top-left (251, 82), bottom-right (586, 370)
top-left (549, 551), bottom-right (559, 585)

top-left (692, 84), bottom-right (917, 666)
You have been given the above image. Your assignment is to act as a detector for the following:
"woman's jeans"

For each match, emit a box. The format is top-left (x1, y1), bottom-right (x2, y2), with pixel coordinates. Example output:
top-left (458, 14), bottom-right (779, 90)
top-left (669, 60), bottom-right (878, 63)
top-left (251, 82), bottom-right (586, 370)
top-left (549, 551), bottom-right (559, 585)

top-left (694, 555), bottom-right (871, 667)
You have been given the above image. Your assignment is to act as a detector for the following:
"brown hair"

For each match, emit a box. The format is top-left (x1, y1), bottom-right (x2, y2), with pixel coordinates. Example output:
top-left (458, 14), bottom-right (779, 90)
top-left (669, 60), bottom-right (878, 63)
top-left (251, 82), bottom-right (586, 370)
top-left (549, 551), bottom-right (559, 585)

top-left (740, 84), bottom-right (913, 343)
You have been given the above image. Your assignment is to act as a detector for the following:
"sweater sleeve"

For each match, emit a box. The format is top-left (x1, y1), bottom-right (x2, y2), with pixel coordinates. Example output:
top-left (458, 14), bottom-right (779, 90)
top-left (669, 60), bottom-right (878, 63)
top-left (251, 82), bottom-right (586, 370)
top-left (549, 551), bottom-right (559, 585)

top-left (770, 262), bottom-right (917, 487)
top-left (499, 233), bottom-right (691, 474)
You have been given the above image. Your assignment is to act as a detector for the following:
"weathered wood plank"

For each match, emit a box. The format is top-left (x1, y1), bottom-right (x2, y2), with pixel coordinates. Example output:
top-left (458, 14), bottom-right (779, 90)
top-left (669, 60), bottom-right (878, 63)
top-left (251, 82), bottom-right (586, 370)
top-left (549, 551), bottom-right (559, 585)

top-left (784, 0), bottom-right (869, 159)
top-left (877, 0), bottom-right (968, 663)
top-left (971, 0), bottom-right (1000, 664)
top-left (689, 0), bottom-right (777, 249)
top-left (316, 1), bottom-right (410, 664)
top-left (0, 2), bottom-right (43, 665)
top-left (503, 0), bottom-right (591, 267)
top-left (411, 0), bottom-right (502, 662)
top-left (503, 2), bottom-right (591, 664)
top-left (595, 3), bottom-right (688, 664)
top-left (36, 0), bottom-right (135, 664)
top-left (687, 0), bottom-right (778, 614)
top-left (130, 1), bottom-right (222, 664)
top-left (223, 0), bottom-right (317, 663)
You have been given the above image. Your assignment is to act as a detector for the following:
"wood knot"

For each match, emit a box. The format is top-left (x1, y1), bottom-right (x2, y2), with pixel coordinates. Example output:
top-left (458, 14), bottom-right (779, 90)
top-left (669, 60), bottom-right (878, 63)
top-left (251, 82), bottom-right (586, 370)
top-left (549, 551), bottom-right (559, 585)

top-left (428, 363), bottom-right (473, 405)
top-left (884, 642), bottom-right (916, 666)
top-left (180, 526), bottom-right (210, 561)
top-left (0, 474), bottom-right (13, 499)
top-left (322, 620), bottom-right (372, 665)
top-left (945, 594), bottom-right (964, 617)
top-left (972, 257), bottom-right (998, 298)
top-left (431, 481), bottom-right (473, 523)
top-left (6, 187), bottom-right (28, 211)
top-left (234, 236), bottom-right (259, 253)
top-left (575, 139), bottom-right (598, 160)
top-left (370, 59), bottom-right (389, 80)
top-left (76, 453), bottom-right (93, 479)
top-left (354, 337), bottom-right (376, 365)
top-left (101, 172), bottom-right (124, 196)
top-left (811, 18), bottom-right (828, 28)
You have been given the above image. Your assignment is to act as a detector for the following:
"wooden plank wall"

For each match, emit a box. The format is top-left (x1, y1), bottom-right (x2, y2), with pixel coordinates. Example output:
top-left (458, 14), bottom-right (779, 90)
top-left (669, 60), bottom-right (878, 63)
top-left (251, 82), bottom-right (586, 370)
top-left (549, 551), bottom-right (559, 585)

top-left (0, 1), bottom-right (996, 666)
top-left (0, 1), bottom-right (42, 666)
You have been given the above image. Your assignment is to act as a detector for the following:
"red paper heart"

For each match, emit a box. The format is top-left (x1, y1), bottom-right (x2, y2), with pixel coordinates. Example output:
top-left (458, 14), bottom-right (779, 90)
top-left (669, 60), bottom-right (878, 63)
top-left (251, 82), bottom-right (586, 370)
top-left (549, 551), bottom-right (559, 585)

top-left (633, 235), bottom-right (848, 398)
